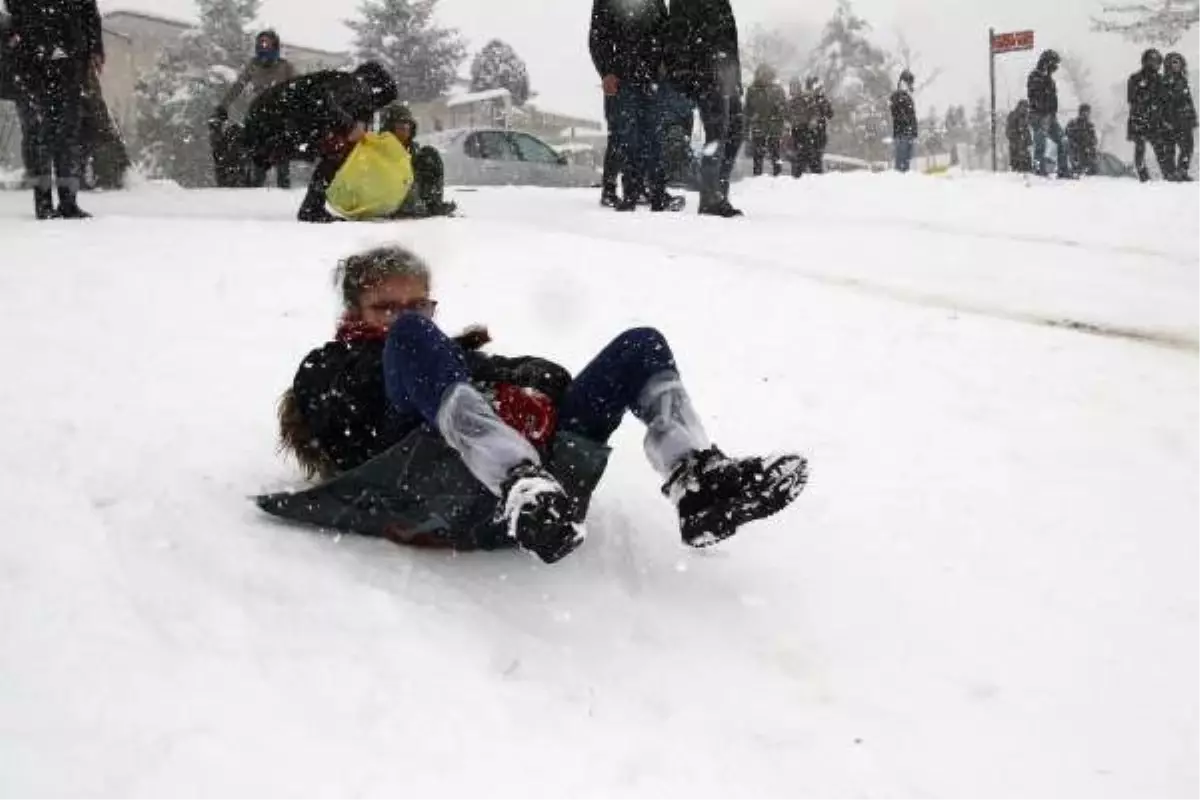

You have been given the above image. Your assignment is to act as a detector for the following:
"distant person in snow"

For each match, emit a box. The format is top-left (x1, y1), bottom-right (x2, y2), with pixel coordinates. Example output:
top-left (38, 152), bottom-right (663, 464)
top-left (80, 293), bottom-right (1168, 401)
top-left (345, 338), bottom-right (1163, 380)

top-left (239, 61), bottom-right (397, 191)
top-left (1027, 49), bottom-right (1073, 178)
top-left (260, 245), bottom-right (808, 563)
top-left (589, 0), bottom-right (675, 211)
top-left (1127, 48), bottom-right (1171, 182)
top-left (787, 76), bottom-right (833, 178)
top-left (1161, 51), bottom-right (1197, 181)
top-left (745, 63), bottom-right (787, 177)
top-left (889, 69), bottom-right (918, 173)
top-left (214, 30), bottom-right (298, 188)
top-left (4, 0), bottom-right (104, 219)
top-left (1006, 100), bottom-right (1033, 174)
top-left (295, 102), bottom-right (456, 223)
top-left (667, 0), bottom-right (745, 216)
top-left (1065, 104), bottom-right (1098, 177)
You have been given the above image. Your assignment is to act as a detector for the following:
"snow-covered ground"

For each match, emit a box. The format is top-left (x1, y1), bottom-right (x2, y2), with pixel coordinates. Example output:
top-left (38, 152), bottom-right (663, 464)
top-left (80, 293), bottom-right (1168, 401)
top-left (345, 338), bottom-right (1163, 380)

top-left (0, 174), bottom-right (1196, 797)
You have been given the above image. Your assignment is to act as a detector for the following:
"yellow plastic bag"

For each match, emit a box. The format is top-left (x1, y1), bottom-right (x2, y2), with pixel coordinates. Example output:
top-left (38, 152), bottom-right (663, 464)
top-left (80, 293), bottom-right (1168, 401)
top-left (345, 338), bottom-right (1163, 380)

top-left (326, 132), bottom-right (414, 220)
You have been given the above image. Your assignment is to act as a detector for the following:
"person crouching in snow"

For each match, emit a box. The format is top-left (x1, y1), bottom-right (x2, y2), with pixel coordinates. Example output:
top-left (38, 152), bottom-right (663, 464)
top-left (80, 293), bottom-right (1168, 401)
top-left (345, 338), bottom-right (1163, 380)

top-left (261, 244), bottom-right (809, 564)
top-left (239, 61), bottom-right (398, 219)
top-left (295, 102), bottom-right (457, 223)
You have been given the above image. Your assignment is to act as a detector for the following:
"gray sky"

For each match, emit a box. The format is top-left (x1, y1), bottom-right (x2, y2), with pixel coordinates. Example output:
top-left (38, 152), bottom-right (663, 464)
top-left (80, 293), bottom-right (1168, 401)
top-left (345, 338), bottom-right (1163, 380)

top-left (100, 0), bottom-right (1197, 125)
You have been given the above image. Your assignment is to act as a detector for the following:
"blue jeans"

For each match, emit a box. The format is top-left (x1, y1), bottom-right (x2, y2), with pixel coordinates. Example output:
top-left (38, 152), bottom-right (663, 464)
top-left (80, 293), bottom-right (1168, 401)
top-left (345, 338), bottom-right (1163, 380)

top-left (894, 137), bottom-right (915, 172)
top-left (614, 81), bottom-right (666, 197)
top-left (383, 314), bottom-right (678, 446)
top-left (1032, 114), bottom-right (1069, 176)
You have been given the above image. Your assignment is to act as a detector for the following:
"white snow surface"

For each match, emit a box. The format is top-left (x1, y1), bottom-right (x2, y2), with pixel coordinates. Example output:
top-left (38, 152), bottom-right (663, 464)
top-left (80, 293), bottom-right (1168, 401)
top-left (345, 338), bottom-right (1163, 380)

top-left (0, 173), bottom-right (1196, 797)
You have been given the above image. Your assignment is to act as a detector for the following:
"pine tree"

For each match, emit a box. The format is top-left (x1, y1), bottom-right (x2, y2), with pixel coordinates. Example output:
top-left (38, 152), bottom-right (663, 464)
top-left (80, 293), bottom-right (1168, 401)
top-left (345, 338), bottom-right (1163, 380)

top-left (347, 0), bottom-right (466, 103)
top-left (807, 0), bottom-right (894, 161)
top-left (1092, 0), bottom-right (1198, 46)
top-left (133, 0), bottom-right (260, 187)
top-left (469, 39), bottom-right (531, 105)
top-left (969, 98), bottom-right (992, 168)
top-left (919, 106), bottom-right (945, 159)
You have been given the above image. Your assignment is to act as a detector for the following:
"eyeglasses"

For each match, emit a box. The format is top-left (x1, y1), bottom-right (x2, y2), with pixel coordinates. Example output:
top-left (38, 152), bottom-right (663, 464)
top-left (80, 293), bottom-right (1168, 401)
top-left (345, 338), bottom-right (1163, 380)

top-left (366, 298), bottom-right (438, 318)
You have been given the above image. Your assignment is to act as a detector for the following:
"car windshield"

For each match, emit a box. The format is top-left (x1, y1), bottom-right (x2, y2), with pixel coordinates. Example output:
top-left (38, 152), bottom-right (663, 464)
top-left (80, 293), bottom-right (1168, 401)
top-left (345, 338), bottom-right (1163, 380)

top-left (509, 133), bottom-right (562, 164)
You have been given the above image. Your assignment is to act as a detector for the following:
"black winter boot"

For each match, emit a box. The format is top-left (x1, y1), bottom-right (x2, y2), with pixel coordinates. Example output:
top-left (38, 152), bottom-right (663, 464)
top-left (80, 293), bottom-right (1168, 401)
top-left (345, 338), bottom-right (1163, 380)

top-left (33, 189), bottom-right (56, 220)
top-left (599, 185), bottom-right (620, 208)
top-left (498, 463), bottom-right (584, 564)
top-left (56, 190), bottom-right (91, 219)
top-left (664, 447), bottom-right (808, 547)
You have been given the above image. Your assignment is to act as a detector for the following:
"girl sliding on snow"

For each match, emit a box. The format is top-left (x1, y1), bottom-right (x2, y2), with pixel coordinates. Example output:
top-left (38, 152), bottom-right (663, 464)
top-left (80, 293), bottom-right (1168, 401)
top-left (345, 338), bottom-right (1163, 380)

top-left (260, 244), bottom-right (808, 564)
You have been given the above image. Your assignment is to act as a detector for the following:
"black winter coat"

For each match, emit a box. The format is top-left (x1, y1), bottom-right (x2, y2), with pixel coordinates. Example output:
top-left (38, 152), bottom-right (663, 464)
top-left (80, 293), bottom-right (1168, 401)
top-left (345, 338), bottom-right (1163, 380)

top-left (588, 0), bottom-right (668, 85)
top-left (3, 0), bottom-right (101, 73)
top-left (666, 0), bottom-right (740, 98)
top-left (1127, 68), bottom-right (1165, 140)
top-left (1007, 109), bottom-right (1032, 148)
top-left (242, 64), bottom-right (398, 162)
top-left (290, 337), bottom-right (572, 475)
top-left (1162, 72), bottom-right (1198, 137)
top-left (1027, 68), bottom-right (1058, 116)
top-left (890, 89), bottom-right (918, 138)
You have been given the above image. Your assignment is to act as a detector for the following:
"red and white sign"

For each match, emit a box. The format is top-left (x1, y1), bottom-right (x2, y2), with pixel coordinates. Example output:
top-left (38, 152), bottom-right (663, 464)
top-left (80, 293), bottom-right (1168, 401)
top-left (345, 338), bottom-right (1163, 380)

top-left (991, 30), bottom-right (1035, 54)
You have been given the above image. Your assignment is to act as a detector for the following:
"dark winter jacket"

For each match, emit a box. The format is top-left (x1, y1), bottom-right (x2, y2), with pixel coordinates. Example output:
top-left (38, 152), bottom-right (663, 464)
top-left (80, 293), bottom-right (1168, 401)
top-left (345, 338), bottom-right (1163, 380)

top-left (890, 88), bottom-right (918, 139)
top-left (1027, 65), bottom-right (1058, 117)
top-left (788, 90), bottom-right (834, 144)
top-left (666, 0), bottom-right (740, 98)
top-left (1006, 106), bottom-right (1032, 148)
top-left (0, 11), bottom-right (16, 100)
top-left (290, 335), bottom-right (573, 475)
top-left (3, 0), bottom-right (102, 73)
top-left (1065, 116), bottom-right (1098, 172)
top-left (265, 330), bottom-right (610, 549)
top-left (242, 62), bottom-right (398, 163)
top-left (1162, 68), bottom-right (1197, 137)
top-left (588, 0), bottom-right (668, 85)
top-left (1127, 68), bottom-right (1166, 140)
top-left (745, 79), bottom-right (788, 137)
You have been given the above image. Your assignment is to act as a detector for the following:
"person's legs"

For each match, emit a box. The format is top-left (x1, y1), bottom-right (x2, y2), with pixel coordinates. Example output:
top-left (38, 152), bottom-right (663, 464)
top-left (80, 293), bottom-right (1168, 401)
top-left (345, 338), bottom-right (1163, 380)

top-left (613, 82), bottom-right (644, 206)
top-left (1048, 118), bottom-right (1070, 176)
top-left (750, 132), bottom-right (765, 176)
top-left (1134, 137), bottom-right (1150, 181)
top-left (412, 145), bottom-right (455, 215)
top-left (47, 62), bottom-right (86, 216)
top-left (1033, 114), bottom-right (1050, 175)
top-left (297, 156), bottom-right (341, 221)
top-left (1177, 132), bottom-right (1195, 179)
top-left (768, 134), bottom-right (782, 176)
top-left (14, 86), bottom-right (54, 218)
top-left (601, 93), bottom-right (622, 204)
top-left (275, 160), bottom-right (291, 189)
top-left (1152, 136), bottom-right (1177, 180)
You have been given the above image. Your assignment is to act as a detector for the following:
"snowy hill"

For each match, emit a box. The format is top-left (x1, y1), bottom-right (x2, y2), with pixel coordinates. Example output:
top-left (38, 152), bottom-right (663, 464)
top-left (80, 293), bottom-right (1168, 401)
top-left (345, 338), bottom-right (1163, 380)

top-left (0, 174), bottom-right (1196, 797)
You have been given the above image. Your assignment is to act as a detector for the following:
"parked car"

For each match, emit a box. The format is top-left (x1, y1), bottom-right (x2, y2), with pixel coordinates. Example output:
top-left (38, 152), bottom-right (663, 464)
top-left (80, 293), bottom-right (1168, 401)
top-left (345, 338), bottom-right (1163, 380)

top-left (424, 128), bottom-right (601, 188)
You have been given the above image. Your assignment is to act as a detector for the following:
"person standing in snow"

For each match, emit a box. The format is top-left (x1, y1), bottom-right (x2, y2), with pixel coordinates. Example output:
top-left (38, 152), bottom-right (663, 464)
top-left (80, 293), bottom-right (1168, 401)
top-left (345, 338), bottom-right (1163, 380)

top-left (214, 30), bottom-right (298, 189)
top-left (1161, 51), bottom-right (1197, 181)
top-left (1064, 104), bottom-right (1098, 177)
top-left (1027, 49), bottom-right (1072, 178)
top-left (1006, 100), bottom-right (1034, 174)
top-left (3, 0), bottom-right (103, 219)
top-left (263, 245), bottom-right (808, 563)
top-left (745, 63), bottom-right (787, 177)
top-left (1127, 48), bottom-right (1171, 182)
top-left (589, 0), bottom-right (674, 211)
top-left (239, 61), bottom-right (397, 192)
top-left (889, 69), bottom-right (918, 173)
top-left (667, 0), bottom-right (745, 216)
top-left (787, 76), bottom-right (833, 177)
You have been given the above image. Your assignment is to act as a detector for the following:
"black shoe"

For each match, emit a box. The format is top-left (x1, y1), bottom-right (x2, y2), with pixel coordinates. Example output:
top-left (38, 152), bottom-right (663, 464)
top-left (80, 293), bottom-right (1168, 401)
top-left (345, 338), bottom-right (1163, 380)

top-left (33, 189), bottom-right (56, 220)
top-left (613, 197), bottom-right (638, 212)
top-left (298, 206), bottom-right (340, 223)
top-left (425, 199), bottom-right (458, 217)
top-left (650, 192), bottom-right (686, 212)
top-left (498, 463), bottom-right (584, 564)
top-left (599, 187), bottom-right (620, 208)
top-left (1138, 169), bottom-right (1151, 183)
top-left (664, 447), bottom-right (808, 548)
top-left (698, 201), bottom-right (744, 218)
top-left (56, 190), bottom-right (91, 219)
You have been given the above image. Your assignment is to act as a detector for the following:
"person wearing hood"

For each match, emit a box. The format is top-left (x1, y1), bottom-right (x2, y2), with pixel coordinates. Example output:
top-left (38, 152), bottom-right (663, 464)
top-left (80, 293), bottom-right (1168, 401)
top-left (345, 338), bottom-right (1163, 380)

top-left (1127, 48), bottom-right (1171, 182)
top-left (1161, 51), bottom-right (1197, 181)
top-left (240, 61), bottom-right (398, 186)
top-left (666, 0), bottom-right (745, 216)
top-left (889, 69), bottom-right (918, 173)
top-left (745, 63), bottom-right (787, 177)
top-left (1065, 103), bottom-right (1098, 176)
top-left (4, 0), bottom-right (104, 219)
top-left (1006, 100), bottom-right (1034, 173)
top-left (1027, 49), bottom-right (1072, 178)
top-left (214, 30), bottom-right (298, 188)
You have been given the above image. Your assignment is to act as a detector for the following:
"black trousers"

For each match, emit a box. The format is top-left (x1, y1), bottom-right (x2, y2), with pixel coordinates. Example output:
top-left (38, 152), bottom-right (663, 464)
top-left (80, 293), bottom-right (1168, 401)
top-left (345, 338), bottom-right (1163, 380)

top-left (1163, 130), bottom-right (1195, 178)
top-left (13, 58), bottom-right (85, 194)
top-left (750, 132), bottom-right (782, 176)
top-left (791, 126), bottom-right (823, 176)
top-left (1133, 136), bottom-right (1173, 179)
top-left (696, 88), bottom-right (744, 205)
top-left (602, 93), bottom-right (620, 192)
